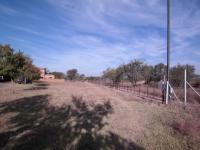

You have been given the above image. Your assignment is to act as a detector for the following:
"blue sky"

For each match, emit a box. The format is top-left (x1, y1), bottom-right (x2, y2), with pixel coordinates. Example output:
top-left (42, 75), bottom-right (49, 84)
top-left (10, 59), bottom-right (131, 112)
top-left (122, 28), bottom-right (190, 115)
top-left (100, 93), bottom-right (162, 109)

top-left (0, 0), bottom-right (200, 75)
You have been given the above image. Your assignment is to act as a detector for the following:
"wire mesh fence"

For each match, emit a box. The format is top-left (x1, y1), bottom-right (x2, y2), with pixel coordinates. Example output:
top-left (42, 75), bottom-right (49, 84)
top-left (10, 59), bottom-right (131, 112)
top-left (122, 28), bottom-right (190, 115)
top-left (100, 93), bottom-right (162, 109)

top-left (168, 73), bottom-right (200, 104)
top-left (90, 79), bottom-right (163, 102)
top-left (187, 76), bottom-right (200, 104)
top-left (169, 76), bottom-right (184, 102)
top-left (88, 72), bottom-right (200, 105)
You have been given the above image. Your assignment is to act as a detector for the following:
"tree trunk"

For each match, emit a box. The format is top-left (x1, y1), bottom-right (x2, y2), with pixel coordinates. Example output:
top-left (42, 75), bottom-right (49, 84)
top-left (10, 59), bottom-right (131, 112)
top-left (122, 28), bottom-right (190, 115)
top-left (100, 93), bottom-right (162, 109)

top-left (11, 79), bottom-right (15, 94)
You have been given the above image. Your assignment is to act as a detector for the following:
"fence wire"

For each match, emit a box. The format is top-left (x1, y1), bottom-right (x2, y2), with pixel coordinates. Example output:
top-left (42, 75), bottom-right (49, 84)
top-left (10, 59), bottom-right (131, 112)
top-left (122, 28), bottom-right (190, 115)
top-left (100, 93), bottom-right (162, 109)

top-left (89, 74), bottom-right (200, 105)
top-left (187, 77), bottom-right (200, 104)
top-left (90, 79), bottom-right (163, 102)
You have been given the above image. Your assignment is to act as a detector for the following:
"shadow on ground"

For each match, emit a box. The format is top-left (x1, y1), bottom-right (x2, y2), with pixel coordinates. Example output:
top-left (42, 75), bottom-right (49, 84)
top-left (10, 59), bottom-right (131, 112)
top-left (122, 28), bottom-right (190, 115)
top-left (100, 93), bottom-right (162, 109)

top-left (24, 83), bottom-right (49, 91)
top-left (0, 95), bottom-right (144, 150)
top-left (24, 86), bottom-right (48, 91)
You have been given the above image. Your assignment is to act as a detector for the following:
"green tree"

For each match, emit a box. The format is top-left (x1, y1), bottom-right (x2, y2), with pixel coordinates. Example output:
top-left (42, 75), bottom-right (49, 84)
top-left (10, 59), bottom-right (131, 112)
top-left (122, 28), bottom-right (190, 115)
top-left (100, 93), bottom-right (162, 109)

top-left (151, 63), bottom-right (166, 82)
top-left (0, 44), bottom-right (15, 80)
top-left (170, 64), bottom-right (195, 86)
top-left (86, 76), bottom-right (101, 81)
top-left (0, 45), bottom-right (27, 80)
top-left (141, 65), bottom-right (153, 84)
top-left (67, 69), bottom-right (78, 80)
top-left (0, 45), bottom-right (27, 92)
top-left (103, 66), bottom-right (123, 85)
top-left (51, 72), bottom-right (65, 79)
top-left (13, 51), bottom-right (26, 79)
top-left (0, 44), bottom-right (40, 88)
top-left (20, 57), bottom-right (40, 83)
top-left (123, 60), bottom-right (143, 85)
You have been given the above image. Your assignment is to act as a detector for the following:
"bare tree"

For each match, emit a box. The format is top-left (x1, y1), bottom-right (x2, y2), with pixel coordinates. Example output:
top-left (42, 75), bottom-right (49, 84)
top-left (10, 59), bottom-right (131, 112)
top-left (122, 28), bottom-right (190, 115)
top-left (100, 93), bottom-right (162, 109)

top-left (67, 69), bottom-right (78, 80)
top-left (141, 65), bottom-right (153, 84)
top-left (123, 60), bottom-right (143, 85)
top-left (103, 67), bottom-right (123, 85)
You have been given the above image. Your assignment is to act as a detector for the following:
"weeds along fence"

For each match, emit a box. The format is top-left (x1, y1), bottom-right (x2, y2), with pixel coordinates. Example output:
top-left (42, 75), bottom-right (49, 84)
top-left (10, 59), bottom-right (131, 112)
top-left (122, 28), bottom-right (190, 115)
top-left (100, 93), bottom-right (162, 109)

top-left (169, 70), bottom-right (200, 104)
top-left (89, 71), bottom-right (200, 105)
top-left (185, 73), bottom-right (200, 104)
top-left (90, 79), bottom-right (163, 102)
top-left (168, 76), bottom-right (185, 102)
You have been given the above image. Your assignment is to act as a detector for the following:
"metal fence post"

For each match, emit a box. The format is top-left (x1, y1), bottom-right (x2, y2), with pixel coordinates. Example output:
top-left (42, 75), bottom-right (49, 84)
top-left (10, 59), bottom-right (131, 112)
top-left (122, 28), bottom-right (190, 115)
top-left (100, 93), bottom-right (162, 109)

top-left (184, 69), bottom-right (187, 106)
top-left (166, 81), bottom-right (169, 104)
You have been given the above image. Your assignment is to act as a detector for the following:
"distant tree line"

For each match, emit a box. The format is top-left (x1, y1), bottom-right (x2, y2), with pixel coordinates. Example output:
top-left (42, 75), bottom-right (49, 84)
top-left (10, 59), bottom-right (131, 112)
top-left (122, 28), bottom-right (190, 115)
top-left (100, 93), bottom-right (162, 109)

top-left (102, 59), bottom-right (195, 86)
top-left (64, 69), bottom-right (101, 81)
top-left (2, 43), bottom-right (193, 87)
top-left (0, 44), bottom-right (89, 83)
top-left (0, 44), bottom-right (40, 83)
top-left (64, 60), bottom-right (196, 87)
top-left (50, 69), bottom-right (86, 81)
top-left (50, 72), bottom-right (65, 79)
top-left (65, 69), bottom-right (85, 81)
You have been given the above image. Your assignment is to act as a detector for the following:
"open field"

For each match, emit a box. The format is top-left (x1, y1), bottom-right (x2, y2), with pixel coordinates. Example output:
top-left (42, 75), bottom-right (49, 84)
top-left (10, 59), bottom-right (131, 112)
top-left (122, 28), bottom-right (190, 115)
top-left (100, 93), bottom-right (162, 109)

top-left (0, 80), bottom-right (200, 150)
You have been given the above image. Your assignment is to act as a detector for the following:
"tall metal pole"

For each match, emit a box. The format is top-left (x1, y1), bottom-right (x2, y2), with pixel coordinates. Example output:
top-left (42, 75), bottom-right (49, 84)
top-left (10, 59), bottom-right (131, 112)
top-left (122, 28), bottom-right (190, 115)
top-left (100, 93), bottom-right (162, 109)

top-left (167, 0), bottom-right (170, 82)
top-left (166, 0), bottom-right (170, 104)
top-left (184, 69), bottom-right (187, 106)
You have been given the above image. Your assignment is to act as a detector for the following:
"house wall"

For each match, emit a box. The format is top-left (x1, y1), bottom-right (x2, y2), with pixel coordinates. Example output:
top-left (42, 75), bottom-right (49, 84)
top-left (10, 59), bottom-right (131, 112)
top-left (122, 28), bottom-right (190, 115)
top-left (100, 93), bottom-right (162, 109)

top-left (39, 68), bottom-right (46, 78)
top-left (44, 74), bottom-right (55, 79)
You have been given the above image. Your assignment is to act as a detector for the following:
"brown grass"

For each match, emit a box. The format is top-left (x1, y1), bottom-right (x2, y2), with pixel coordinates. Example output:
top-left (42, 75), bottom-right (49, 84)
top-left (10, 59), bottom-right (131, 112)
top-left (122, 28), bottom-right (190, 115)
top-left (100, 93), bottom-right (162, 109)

top-left (0, 80), bottom-right (199, 150)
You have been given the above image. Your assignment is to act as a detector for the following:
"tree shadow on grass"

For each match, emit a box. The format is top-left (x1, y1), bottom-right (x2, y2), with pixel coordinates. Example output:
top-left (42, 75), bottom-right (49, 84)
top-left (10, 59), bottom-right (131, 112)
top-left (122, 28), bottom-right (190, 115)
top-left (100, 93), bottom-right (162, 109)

top-left (24, 86), bottom-right (48, 91)
top-left (32, 80), bottom-right (50, 87)
top-left (0, 95), bottom-right (144, 150)
top-left (34, 83), bottom-right (49, 87)
top-left (24, 83), bottom-right (49, 91)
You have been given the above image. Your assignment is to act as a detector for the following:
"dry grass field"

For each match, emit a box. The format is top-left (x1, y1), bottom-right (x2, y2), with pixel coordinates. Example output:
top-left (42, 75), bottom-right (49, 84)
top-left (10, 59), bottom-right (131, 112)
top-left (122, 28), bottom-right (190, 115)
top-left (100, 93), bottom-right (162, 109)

top-left (0, 80), bottom-right (200, 150)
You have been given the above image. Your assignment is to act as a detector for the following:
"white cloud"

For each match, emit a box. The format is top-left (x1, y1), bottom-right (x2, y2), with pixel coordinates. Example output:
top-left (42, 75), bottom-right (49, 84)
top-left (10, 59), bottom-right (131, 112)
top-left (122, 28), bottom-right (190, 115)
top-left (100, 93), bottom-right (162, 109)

top-left (2, 0), bottom-right (200, 75)
top-left (45, 0), bottom-right (200, 74)
top-left (171, 1), bottom-right (200, 40)
top-left (29, 33), bottom-right (165, 75)
top-left (0, 4), bottom-right (18, 15)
